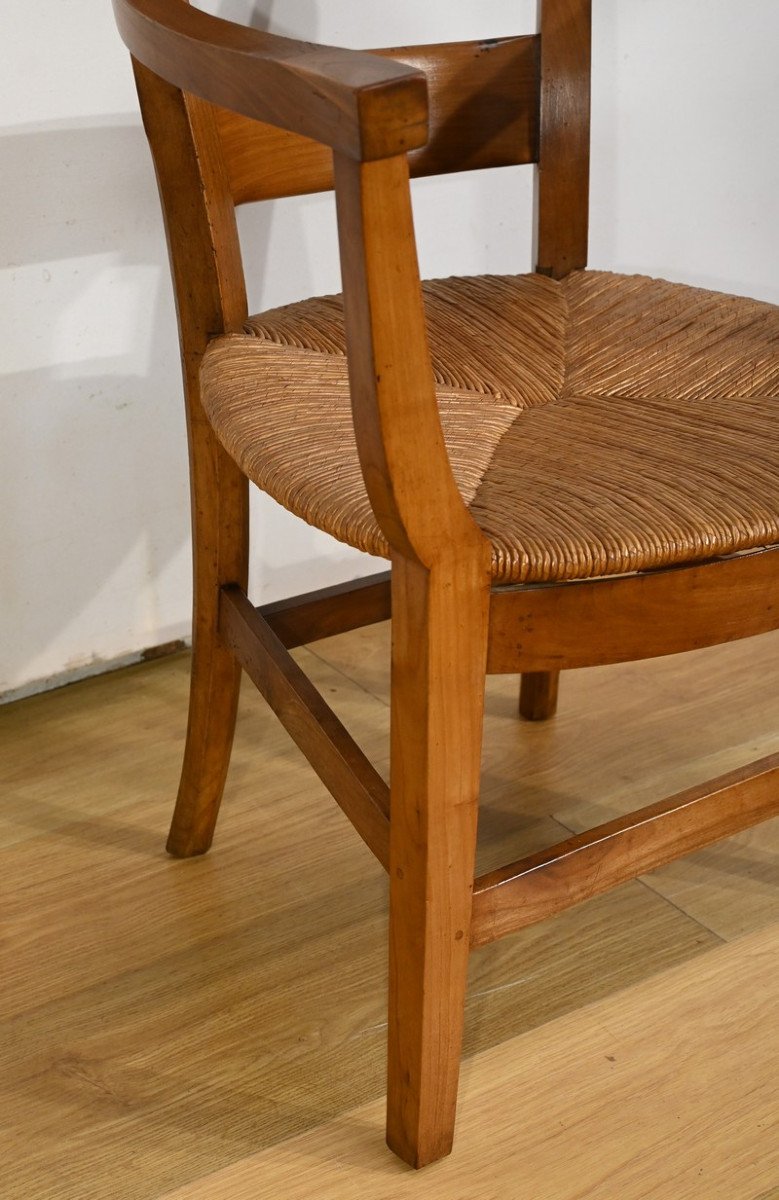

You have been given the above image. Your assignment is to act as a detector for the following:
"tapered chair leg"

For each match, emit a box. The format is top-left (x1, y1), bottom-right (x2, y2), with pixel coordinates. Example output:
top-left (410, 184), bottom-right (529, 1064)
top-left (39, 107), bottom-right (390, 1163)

top-left (519, 670), bottom-right (560, 720)
top-left (167, 431), bottom-right (249, 858)
top-left (386, 555), bottom-right (489, 1168)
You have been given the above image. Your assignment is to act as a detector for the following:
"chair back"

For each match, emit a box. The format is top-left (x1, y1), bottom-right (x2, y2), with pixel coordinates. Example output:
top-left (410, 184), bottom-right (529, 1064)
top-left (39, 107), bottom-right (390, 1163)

top-left (212, 4), bottom-right (591, 279)
top-left (119, 0), bottom-right (591, 310)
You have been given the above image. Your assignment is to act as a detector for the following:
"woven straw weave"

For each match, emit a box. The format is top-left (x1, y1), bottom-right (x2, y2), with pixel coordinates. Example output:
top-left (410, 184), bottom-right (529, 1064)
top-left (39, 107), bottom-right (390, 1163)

top-left (200, 271), bottom-right (779, 584)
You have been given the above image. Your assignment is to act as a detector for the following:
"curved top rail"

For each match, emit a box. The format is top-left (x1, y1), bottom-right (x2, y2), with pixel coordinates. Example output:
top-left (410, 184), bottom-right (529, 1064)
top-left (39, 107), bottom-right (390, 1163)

top-left (112, 0), bottom-right (429, 161)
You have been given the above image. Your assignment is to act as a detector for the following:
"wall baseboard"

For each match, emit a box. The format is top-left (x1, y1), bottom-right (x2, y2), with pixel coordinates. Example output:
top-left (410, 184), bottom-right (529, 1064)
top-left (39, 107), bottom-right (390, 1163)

top-left (0, 638), bottom-right (190, 707)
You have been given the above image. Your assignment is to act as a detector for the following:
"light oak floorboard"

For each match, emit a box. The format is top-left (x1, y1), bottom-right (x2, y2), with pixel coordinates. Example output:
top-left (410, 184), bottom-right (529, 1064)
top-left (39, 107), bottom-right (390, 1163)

top-left (1, 626), bottom-right (778, 1196)
top-left (161, 922), bottom-right (779, 1200)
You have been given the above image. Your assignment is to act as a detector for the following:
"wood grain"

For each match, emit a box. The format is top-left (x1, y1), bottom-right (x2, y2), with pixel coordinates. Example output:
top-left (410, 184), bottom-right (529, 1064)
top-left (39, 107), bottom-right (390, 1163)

top-left (333, 150), bottom-right (488, 566)
top-left (131, 65), bottom-right (250, 858)
top-left (159, 924), bottom-right (779, 1200)
top-left (488, 550), bottom-right (779, 672)
top-left (386, 554), bottom-right (489, 1167)
top-left (518, 670), bottom-right (560, 719)
top-left (260, 571), bottom-right (391, 649)
top-left (4, 624), bottom-right (777, 1195)
top-left (219, 584), bottom-right (390, 868)
top-left (114, 0), bottom-right (428, 161)
top-left (471, 752), bottom-right (779, 946)
top-left (305, 624), bottom-right (779, 887)
top-left (536, 0), bottom-right (591, 277)
top-left (331, 128), bottom-right (498, 1167)
top-left (2, 642), bottom-right (734, 1198)
top-left (216, 35), bottom-right (540, 204)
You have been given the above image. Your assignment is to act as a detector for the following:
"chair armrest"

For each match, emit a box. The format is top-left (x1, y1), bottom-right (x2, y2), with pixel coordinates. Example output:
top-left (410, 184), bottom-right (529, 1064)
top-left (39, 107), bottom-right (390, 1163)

top-left (113, 0), bottom-right (429, 161)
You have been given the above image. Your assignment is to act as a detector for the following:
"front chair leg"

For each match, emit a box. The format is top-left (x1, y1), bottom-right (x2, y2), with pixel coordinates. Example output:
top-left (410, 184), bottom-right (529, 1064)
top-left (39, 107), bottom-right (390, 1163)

top-left (167, 429), bottom-right (249, 858)
top-left (519, 670), bottom-right (560, 720)
top-left (386, 554), bottom-right (489, 1168)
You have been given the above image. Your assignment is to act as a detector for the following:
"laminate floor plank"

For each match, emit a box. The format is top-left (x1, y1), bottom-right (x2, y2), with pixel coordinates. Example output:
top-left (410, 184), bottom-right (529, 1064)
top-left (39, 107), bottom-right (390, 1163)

top-left (2, 624), bottom-right (778, 1198)
top-left (160, 922), bottom-right (779, 1200)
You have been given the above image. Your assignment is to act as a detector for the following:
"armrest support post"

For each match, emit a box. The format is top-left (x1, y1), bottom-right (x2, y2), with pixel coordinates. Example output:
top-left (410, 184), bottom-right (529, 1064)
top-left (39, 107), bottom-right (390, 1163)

top-left (333, 152), bottom-right (489, 568)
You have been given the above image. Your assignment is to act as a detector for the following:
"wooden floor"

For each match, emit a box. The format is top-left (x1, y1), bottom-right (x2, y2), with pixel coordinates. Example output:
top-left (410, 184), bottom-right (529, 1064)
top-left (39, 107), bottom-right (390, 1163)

top-left (161, 922), bottom-right (779, 1200)
top-left (2, 622), bottom-right (779, 1199)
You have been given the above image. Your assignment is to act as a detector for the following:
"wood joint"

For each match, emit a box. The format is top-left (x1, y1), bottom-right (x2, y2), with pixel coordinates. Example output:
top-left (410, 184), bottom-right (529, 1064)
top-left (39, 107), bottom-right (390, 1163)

top-left (219, 584), bottom-right (390, 868)
top-left (259, 572), bottom-right (391, 649)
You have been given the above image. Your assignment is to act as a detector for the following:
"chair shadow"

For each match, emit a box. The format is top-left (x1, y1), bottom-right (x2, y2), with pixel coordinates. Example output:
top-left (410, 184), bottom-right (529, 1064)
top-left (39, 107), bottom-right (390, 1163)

top-left (0, 106), bottom-right (358, 698)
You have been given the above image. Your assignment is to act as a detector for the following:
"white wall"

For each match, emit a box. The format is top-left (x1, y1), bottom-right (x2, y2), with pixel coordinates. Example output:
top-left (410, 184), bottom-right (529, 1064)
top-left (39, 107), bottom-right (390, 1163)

top-left (2, 1), bottom-right (778, 700)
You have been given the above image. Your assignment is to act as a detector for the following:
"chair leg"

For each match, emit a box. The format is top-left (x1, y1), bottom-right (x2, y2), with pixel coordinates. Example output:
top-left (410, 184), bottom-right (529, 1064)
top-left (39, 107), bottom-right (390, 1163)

top-left (167, 433), bottom-right (249, 858)
top-left (386, 555), bottom-right (489, 1168)
top-left (519, 670), bottom-right (560, 720)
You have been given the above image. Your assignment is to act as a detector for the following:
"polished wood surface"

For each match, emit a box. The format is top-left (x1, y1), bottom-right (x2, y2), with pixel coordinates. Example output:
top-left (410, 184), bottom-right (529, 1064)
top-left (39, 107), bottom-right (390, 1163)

top-left (333, 151), bottom-right (487, 567)
top-left (115, 0), bottom-right (428, 161)
top-left (536, 0), bottom-right (591, 276)
top-left (219, 584), bottom-right (390, 867)
top-left (518, 669), bottom-right (560, 720)
top-left (488, 550), bottom-right (779, 672)
top-left (386, 554), bottom-right (489, 1166)
top-left (333, 137), bottom-right (493, 1164)
top-left (131, 64), bottom-right (250, 858)
top-left (2, 631), bottom-right (778, 1197)
top-left (471, 752), bottom-right (779, 946)
top-left (217, 36), bottom-right (539, 203)
top-left (260, 571), bottom-right (391, 649)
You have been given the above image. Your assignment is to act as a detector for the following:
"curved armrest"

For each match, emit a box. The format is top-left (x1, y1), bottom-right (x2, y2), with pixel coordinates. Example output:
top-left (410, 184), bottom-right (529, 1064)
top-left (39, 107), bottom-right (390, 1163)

top-left (113, 0), bottom-right (428, 160)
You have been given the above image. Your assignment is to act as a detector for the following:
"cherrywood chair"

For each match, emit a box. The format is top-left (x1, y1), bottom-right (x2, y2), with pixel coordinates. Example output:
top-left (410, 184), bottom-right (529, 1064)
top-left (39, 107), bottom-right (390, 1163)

top-left (113, 0), bottom-right (779, 1169)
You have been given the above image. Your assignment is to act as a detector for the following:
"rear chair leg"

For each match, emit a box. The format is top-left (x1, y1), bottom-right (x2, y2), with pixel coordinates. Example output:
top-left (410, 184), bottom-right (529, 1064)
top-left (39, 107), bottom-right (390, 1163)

top-left (519, 670), bottom-right (560, 720)
top-left (386, 554), bottom-right (489, 1168)
top-left (167, 429), bottom-right (249, 858)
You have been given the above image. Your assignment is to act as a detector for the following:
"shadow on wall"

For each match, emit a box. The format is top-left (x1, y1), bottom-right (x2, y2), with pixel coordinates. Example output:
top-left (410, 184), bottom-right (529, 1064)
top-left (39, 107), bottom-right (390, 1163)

top-left (0, 120), bottom-right (189, 697)
top-left (204, 0), bottom-right (316, 33)
top-left (8, 0), bottom-right (537, 698)
top-left (0, 94), bottom-right (365, 700)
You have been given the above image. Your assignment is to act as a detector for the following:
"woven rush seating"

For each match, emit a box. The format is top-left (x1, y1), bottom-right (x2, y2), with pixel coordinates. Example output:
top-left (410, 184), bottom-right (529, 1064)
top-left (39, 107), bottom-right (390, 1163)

top-left (202, 269), bottom-right (779, 584)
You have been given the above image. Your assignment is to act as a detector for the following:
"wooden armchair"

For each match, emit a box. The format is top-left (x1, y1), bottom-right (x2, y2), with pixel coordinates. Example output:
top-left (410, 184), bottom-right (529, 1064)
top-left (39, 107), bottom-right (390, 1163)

top-left (113, 0), bottom-right (779, 1169)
